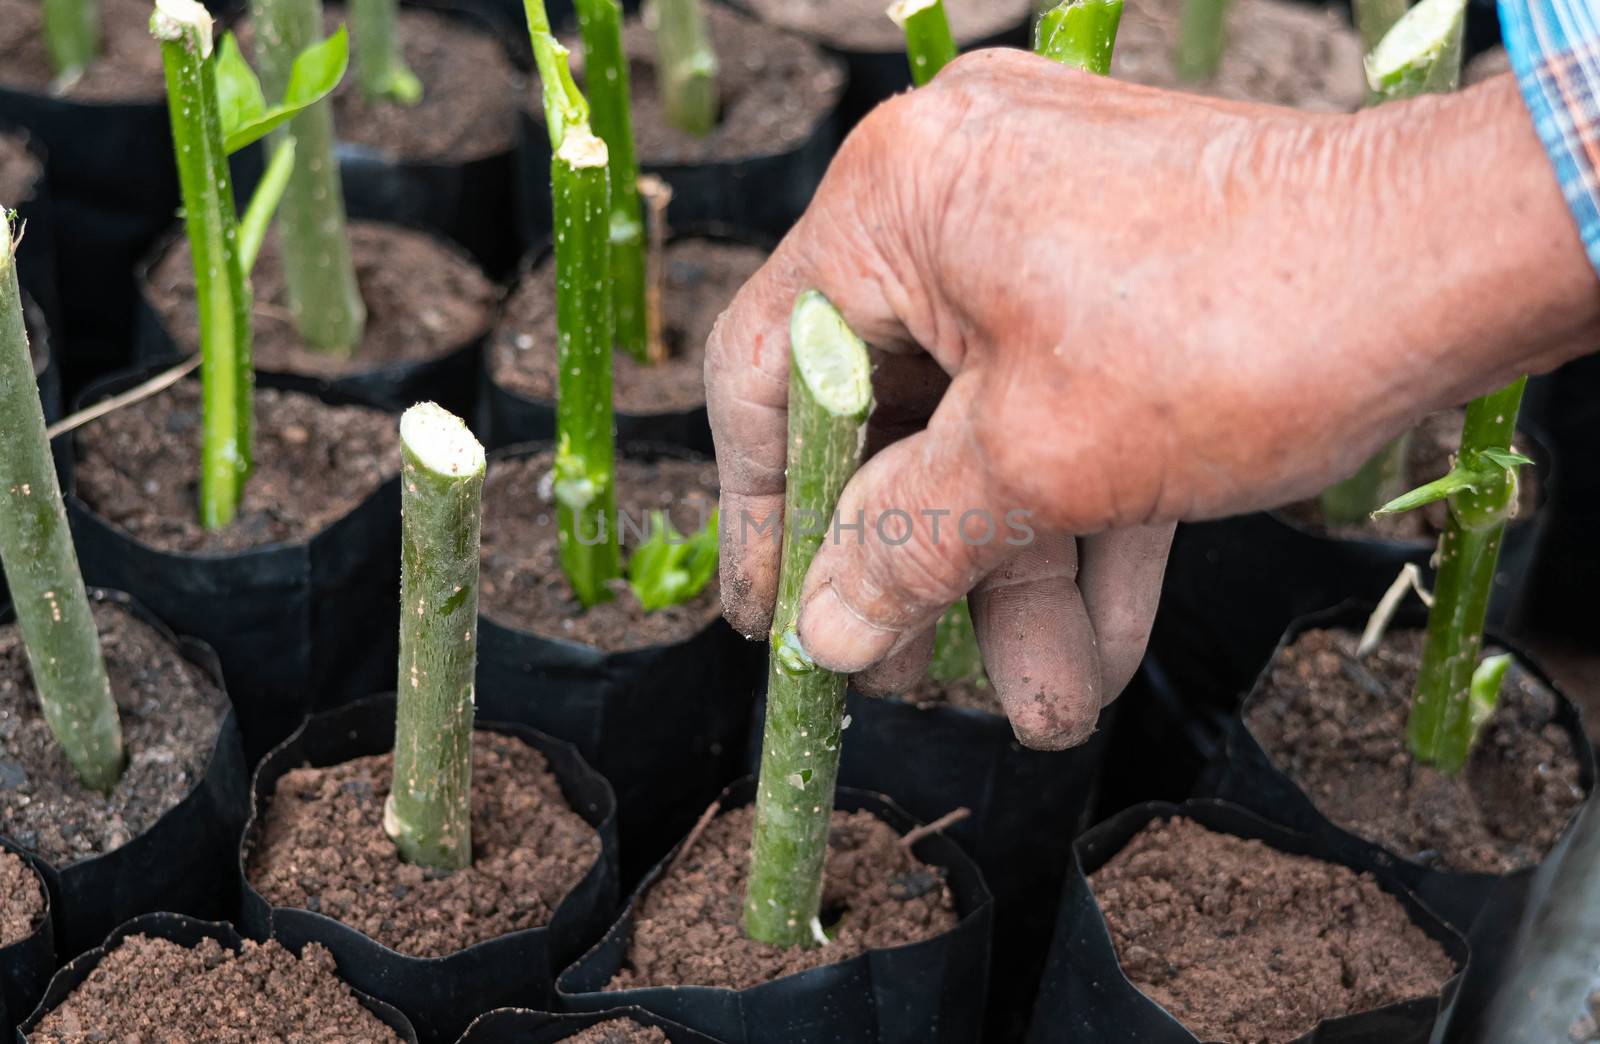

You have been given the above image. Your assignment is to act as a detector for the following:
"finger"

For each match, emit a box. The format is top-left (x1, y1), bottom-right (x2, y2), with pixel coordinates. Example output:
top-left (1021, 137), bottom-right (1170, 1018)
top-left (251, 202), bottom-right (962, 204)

top-left (1077, 523), bottom-right (1175, 702)
top-left (969, 532), bottom-right (1105, 750)
top-left (854, 626), bottom-right (936, 697)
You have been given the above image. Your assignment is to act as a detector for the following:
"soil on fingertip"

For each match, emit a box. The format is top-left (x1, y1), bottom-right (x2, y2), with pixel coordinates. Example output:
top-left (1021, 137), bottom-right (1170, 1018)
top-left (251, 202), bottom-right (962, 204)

top-left (1091, 816), bottom-right (1457, 1043)
top-left (1248, 627), bottom-right (1587, 874)
top-left (0, 600), bottom-right (226, 865)
top-left (0, 849), bottom-right (45, 946)
top-left (146, 221), bottom-right (495, 377)
top-left (1112, 0), bottom-right (1366, 111)
top-left (608, 804), bottom-right (959, 991)
top-left (739, 0), bottom-right (1031, 51)
top-left (491, 238), bottom-right (767, 414)
top-left (247, 730), bottom-right (600, 957)
top-left (73, 379), bottom-right (398, 553)
top-left (0, 0), bottom-right (164, 101)
top-left (0, 133), bottom-right (41, 207)
top-left (30, 934), bottom-right (401, 1042)
top-left (479, 450), bottom-right (722, 650)
top-left (564, 1020), bottom-right (671, 1044)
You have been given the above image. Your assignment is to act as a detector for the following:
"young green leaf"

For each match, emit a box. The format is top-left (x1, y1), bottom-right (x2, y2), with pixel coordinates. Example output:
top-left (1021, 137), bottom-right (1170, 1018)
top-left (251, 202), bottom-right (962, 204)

top-left (1373, 446), bottom-right (1532, 517)
top-left (1467, 652), bottom-right (1511, 743)
top-left (219, 25), bottom-right (349, 153)
top-left (628, 508), bottom-right (719, 611)
top-left (237, 135), bottom-right (296, 274)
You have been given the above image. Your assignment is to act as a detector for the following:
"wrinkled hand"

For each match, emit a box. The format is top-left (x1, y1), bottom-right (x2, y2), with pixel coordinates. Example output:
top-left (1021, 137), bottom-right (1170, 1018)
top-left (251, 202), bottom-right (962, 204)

top-left (705, 50), bottom-right (1600, 749)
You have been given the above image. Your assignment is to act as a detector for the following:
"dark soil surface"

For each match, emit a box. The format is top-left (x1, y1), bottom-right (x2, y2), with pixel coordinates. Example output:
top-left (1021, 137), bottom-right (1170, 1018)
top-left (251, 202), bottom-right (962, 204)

top-left (897, 676), bottom-right (1003, 714)
top-left (1464, 47), bottom-right (1511, 85)
top-left (73, 379), bottom-right (398, 553)
top-left (1280, 410), bottom-right (1540, 541)
top-left (565, 1020), bottom-right (670, 1044)
top-left (491, 238), bottom-right (767, 413)
top-left (30, 934), bottom-right (400, 1042)
top-left (741, 0), bottom-right (1030, 51)
top-left (248, 731), bottom-right (600, 957)
top-left (0, 601), bottom-right (225, 865)
top-left (0, 133), bottom-right (41, 207)
top-left (1521, 637), bottom-right (1600, 748)
top-left (1113, 0), bottom-right (1366, 111)
top-left (146, 221), bottom-right (496, 377)
top-left (479, 450), bottom-right (721, 650)
top-left (1091, 816), bottom-right (1456, 1043)
top-left (0, 849), bottom-right (45, 946)
top-left (1248, 628), bottom-right (1586, 873)
top-left (0, 0), bottom-right (164, 101)
top-left (609, 804), bottom-right (958, 991)
top-left (557, 5), bottom-right (844, 165)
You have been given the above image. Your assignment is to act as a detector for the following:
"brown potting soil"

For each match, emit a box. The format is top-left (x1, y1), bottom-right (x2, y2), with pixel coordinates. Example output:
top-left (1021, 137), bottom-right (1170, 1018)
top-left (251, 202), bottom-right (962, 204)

top-left (897, 676), bottom-right (1003, 715)
top-left (0, 849), bottom-right (45, 946)
top-left (0, 0), bottom-right (164, 101)
top-left (557, 5), bottom-right (843, 166)
top-left (479, 450), bottom-right (722, 650)
top-left (1112, 0), bottom-right (1366, 111)
top-left (1279, 409), bottom-right (1541, 541)
top-left (146, 221), bottom-right (496, 377)
top-left (740, 0), bottom-right (1031, 51)
top-left (73, 379), bottom-right (398, 553)
top-left (1248, 628), bottom-right (1586, 874)
top-left (0, 601), bottom-right (226, 864)
top-left (564, 1019), bottom-right (671, 1044)
top-left (0, 133), bottom-right (41, 207)
top-left (1090, 816), bottom-right (1456, 1043)
top-left (247, 730), bottom-right (600, 958)
top-left (608, 804), bottom-right (958, 991)
top-left (30, 934), bottom-right (400, 1042)
top-left (491, 238), bottom-right (767, 413)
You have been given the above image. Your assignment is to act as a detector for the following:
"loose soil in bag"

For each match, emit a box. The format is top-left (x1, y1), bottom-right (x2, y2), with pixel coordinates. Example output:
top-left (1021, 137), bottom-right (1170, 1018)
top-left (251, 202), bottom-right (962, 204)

top-left (740, 0), bottom-right (1030, 51)
top-left (0, 601), bottom-right (225, 864)
top-left (1278, 410), bottom-right (1540, 541)
top-left (0, 0), bottom-right (163, 101)
top-left (73, 379), bottom-right (398, 552)
top-left (479, 451), bottom-right (721, 649)
top-left (0, 134), bottom-right (40, 205)
top-left (146, 221), bottom-right (495, 377)
top-left (30, 934), bottom-right (400, 1041)
top-left (491, 239), bottom-right (766, 413)
top-left (566, 1020), bottom-right (671, 1044)
top-left (1247, 628), bottom-right (1586, 873)
top-left (608, 804), bottom-right (958, 991)
top-left (0, 850), bottom-right (44, 946)
top-left (1090, 816), bottom-right (1455, 1043)
top-left (1112, 0), bottom-right (1366, 111)
top-left (247, 730), bottom-right (600, 957)
top-left (897, 677), bottom-right (1002, 714)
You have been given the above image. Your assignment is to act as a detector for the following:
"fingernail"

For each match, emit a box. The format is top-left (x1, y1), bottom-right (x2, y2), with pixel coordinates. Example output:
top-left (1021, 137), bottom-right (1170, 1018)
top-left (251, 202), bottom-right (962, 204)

top-left (796, 584), bottom-right (898, 673)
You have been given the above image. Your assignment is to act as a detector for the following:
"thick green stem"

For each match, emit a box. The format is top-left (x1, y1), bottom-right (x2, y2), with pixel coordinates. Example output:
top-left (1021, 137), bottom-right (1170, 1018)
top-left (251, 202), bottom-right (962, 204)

top-left (1364, 0), bottom-right (1465, 99)
top-left (1319, 432), bottom-right (1411, 525)
top-left (577, 0), bottom-right (650, 364)
top-left (0, 214), bottom-right (123, 792)
top-left (650, 0), bottom-right (719, 137)
top-left (1353, 0), bottom-right (1408, 55)
top-left (154, 0), bottom-right (254, 531)
top-left (44, 0), bottom-right (99, 80)
top-left (1407, 379), bottom-right (1525, 774)
top-left (890, 0), bottom-right (957, 86)
top-left (1036, 0), bottom-right (1124, 74)
top-left (385, 403), bottom-right (483, 870)
top-left (249, 0), bottom-right (367, 357)
top-left (1174, 0), bottom-right (1230, 81)
top-left (745, 292), bottom-right (874, 948)
top-left (352, 0), bottom-right (422, 104)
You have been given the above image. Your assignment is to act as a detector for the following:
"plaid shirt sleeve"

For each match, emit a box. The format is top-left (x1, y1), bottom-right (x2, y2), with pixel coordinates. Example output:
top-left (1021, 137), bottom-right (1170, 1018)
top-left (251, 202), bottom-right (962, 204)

top-left (1501, 0), bottom-right (1600, 273)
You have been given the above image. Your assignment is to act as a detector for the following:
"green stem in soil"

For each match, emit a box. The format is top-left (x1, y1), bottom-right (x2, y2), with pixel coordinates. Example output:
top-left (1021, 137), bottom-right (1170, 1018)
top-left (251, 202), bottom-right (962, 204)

top-left (890, 0), bottom-right (958, 86)
top-left (1035, 0), bottom-right (1124, 74)
top-left (385, 403), bottom-right (483, 870)
top-left (44, 0), bottom-right (99, 81)
top-left (249, 0), bottom-right (368, 357)
top-left (576, 0), bottom-right (651, 364)
top-left (1173, 0), bottom-right (1230, 81)
top-left (352, 0), bottom-right (422, 104)
top-left (745, 291), bottom-right (874, 948)
top-left (650, 0), bottom-right (719, 137)
top-left (1318, 431), bottom-right (1411, 526)
top-left (238, 136), bottom-right (297, 274)
top-left (0, 213), bottom-right (123, 792)
top-left (154, 0), bottom-right (254, 531)
top-left (1406, 378), bottom-right (1526, 775)
top-left (1364, 0), bottom-right (1466, 100)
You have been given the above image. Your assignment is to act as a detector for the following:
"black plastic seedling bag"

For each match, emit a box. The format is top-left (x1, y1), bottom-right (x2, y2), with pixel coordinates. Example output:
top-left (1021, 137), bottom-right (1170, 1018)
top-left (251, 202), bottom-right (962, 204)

top-left (557, 778), bottom-right (993, 1044)
top-left (456, 1006), bottom-right (724, 1043)
top-left (0, 840), bottom-right (53, 1039)
top-left (1204, 602), bottom-right (1597, 938)
top-left (23, 296), bottom-right (57, 426)
top-left (1027, 799), bottom-right (1470, 1044)
top-left (59, 365), bottom-right (402, 761)
top-left (1, 591), bottom-right (249, 960)
top-left (238, 694), bottom-right (620, 1044)
top-left (14, 912), bottom-right (419, 1042)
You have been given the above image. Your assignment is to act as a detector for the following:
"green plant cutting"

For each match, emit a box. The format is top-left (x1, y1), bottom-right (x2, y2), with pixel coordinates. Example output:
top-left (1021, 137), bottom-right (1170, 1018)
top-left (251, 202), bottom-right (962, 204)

top-left (0, 210), bottom-right (123, 792)
top-left (43, 0), bottom-right (98, 81)
top-left (352, 0), bottom-right (422, 104)
top-left (649, 0), bottom-right (720, 136)
top-left (151, 0), bottom-right (348, 530)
